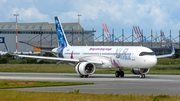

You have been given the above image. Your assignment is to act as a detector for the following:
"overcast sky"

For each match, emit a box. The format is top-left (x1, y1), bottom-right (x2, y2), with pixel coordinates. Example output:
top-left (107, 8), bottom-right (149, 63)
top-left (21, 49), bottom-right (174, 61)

top-left (1, 0), bottom-right (180, 39)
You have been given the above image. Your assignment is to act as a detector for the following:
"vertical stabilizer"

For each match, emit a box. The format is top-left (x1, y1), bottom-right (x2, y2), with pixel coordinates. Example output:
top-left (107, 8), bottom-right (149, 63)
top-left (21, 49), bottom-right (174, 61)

top-left (0, 37), bottom-right (8, 53)
top-left (55, 16), bottom-right (70, 58)
top-left (34, 47), bottom-right (41, 53)
top-left (55, 16), bottom-right (70, 47)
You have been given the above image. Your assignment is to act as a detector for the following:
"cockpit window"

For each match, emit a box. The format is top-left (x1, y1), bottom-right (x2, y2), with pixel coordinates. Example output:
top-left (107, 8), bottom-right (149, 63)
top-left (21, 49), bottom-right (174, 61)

top-left (139, 52), bottom-right (155, 56)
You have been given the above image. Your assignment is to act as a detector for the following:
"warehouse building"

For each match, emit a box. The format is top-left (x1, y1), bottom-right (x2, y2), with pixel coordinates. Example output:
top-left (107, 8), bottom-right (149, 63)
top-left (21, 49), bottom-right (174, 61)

top-left (0, 22), bottom-right (95, 52)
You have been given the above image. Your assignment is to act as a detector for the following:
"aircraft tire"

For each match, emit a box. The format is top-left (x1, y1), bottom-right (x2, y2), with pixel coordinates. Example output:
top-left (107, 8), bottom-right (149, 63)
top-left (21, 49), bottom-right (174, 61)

top-left (85, 75), bottom-right (89, 78)
top-left (79, 75), bottom-right (84, 78)
top-left (120, 71), bottom-right (124, 77)
top-left (140, 74), bottom-right (145, 78)
top-left (143, 74), bottom-right (145, 78)
top-left (115, 71), bottom-right (120, 77)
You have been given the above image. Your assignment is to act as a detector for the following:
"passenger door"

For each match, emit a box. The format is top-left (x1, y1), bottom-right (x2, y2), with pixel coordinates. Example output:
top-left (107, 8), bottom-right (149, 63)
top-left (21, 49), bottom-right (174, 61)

top-left (132, 49), bottom-right (137, 61)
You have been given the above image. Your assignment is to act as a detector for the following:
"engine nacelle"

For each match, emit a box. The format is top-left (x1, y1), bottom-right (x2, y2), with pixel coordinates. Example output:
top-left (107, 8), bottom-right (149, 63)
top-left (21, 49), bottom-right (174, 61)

top-left (75, 62), bottom-right (96, 75)
top-left (131, 68), bottom-right (150, 75)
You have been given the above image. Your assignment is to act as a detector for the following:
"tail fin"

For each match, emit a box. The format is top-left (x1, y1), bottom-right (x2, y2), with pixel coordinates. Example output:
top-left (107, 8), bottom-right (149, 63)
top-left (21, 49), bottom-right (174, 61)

top-left (0, 37), bottom-right (8, 53)
top-left (34, 47), bottom-right (41, 53)
top-left (55, 16), bottom-right (70, 48)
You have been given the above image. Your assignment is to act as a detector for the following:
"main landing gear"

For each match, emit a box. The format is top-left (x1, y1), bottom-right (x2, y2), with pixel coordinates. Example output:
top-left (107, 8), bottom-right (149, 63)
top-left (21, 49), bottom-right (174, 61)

top-left (115, 69), bottom-right (124, 77)
top-left (79, 75), bottom-right (89, 78)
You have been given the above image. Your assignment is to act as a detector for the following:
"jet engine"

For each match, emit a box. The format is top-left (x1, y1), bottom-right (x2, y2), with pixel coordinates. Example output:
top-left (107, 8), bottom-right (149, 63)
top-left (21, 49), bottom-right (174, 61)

top-left (75, 62), bottom-right (96, 75)
top-left (131, 68), bottom-right (150, 75)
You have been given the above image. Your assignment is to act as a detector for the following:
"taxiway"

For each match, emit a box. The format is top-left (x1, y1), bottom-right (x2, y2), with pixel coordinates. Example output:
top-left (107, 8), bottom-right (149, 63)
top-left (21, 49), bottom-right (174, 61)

top-left (0, 72), bottom-right (180, 95)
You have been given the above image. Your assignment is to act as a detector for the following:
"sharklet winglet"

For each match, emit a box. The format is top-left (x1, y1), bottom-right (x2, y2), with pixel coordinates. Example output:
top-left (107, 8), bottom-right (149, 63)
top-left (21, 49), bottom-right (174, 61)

top-left (171, 42), bottom-right (175, 55)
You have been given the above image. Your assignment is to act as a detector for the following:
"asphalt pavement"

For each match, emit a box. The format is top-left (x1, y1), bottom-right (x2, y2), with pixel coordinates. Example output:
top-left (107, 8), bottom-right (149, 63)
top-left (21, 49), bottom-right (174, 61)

top-left (0, 72), bottom-right (180, 95)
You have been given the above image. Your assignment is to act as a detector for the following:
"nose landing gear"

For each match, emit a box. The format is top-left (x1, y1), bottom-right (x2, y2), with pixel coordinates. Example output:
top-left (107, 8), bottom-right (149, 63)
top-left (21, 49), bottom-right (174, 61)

top-left (140, 74), bottom-right (145, 78)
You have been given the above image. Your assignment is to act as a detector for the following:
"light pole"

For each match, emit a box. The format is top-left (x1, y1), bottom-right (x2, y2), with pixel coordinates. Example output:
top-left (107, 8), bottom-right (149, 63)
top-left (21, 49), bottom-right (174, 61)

top-left (77, 14), bottom-right (81, 41)
top-left (14, 14), bottom-right (19, 53)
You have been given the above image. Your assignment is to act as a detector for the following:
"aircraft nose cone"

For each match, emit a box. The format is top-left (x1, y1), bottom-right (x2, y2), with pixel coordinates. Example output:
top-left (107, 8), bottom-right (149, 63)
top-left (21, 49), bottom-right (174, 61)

top-left (148, 56), bottom-right (157, 67)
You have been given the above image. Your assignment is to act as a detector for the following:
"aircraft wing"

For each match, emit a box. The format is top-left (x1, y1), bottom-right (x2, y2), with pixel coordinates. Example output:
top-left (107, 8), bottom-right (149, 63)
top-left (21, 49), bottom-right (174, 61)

top-left (156, 42), bottom-right (175, 58)
top-left (17, 55), bottom-right (103, 64)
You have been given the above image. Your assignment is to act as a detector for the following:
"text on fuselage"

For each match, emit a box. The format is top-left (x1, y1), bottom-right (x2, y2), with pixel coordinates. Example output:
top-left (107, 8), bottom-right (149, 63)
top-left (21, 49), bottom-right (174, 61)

top-left (115, 48), bottom-right (131, 60)
top-left (89, 48), bottom-right (112, 51)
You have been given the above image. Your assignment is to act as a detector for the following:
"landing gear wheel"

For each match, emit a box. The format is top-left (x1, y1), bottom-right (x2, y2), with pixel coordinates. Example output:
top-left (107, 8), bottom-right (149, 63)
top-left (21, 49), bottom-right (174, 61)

top-left (85, 75), bottom-right (89, 78)
top-left (115, 71), bottom-right (120, 77)
top-left (143, 74), bottom-right (145, 78)
top-left (79, 75), bottom-right (84, 78)
top-left (120, 71), bottom-right (124, 77)
top-left (140, 74), bottom-right (145, 78)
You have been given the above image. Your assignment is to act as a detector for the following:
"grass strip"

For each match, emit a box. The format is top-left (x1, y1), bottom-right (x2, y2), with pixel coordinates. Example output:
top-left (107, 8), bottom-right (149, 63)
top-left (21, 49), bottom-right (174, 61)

top-left (0, 64), bottom-right (180, 75)
top-left (0, 90), bottom-right (179, 101)
top-left (0, 79), bottom-right (93, 89)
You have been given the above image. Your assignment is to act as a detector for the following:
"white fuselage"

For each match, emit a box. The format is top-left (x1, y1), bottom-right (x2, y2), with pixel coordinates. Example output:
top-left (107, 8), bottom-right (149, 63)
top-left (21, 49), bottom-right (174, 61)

top-left (52, 46), bottom-right (157, 69)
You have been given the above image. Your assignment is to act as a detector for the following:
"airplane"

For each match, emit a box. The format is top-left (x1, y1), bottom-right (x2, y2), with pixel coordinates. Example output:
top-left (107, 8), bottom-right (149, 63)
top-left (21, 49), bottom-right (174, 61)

top-left (16, 16), bottom-right (175, 78)
top-left (0, 37), bottom-right (40, 55)
top-left (0, 51), bottom-right (8, 55)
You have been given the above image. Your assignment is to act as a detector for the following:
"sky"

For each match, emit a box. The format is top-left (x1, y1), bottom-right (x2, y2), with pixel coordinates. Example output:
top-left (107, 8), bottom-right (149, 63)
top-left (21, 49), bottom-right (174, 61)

top-left (1, 0), bottom-right (180, 41)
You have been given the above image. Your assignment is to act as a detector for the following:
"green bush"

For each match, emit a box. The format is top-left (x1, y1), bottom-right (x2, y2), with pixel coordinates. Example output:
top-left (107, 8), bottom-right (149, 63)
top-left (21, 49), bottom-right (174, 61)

top-left (25, 58), bottom-right (56, 64)
top-left (43, 52), bottom-right (54, 57)
top-left (2, 53), bottom-right (12, 59)
top-left (0, 57), bottom-right (9, 63)
top-left (173, 52), bottom-right (179, 59)
top-left (26, 58), bottom-right (37, 63)
top-left (157, 58), bottom-right (180, 65)
top-left (0, 52), bottom-right (57, 64)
